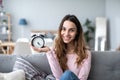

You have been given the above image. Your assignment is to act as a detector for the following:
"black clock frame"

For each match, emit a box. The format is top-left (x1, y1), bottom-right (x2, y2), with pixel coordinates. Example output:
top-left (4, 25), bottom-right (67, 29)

top-left (31, 34), bottom-right (45, 48)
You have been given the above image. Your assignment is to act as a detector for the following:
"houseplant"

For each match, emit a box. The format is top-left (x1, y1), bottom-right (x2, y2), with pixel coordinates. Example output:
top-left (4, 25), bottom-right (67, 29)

top-left (2, 19), bottom-right (7, 24)
top-left (83, 18), bottom-right (95, 45)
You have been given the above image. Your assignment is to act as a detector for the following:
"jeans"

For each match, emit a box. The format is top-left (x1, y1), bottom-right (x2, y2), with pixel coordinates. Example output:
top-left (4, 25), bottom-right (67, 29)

top-left (60, 70), bottom-right (80, 80)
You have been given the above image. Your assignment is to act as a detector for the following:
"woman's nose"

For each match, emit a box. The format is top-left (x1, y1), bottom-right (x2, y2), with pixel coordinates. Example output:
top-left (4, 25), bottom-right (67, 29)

top-left (64, 30), bottom-right (69, 36)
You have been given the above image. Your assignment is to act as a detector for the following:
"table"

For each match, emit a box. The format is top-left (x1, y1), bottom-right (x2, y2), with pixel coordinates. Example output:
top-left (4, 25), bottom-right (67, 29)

top-left (1, 42), bottom-right (15, 54)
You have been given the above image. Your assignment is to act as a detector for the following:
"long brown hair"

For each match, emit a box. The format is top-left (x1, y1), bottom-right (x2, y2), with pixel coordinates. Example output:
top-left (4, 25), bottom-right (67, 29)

top-left (54, 14), bottom-right (88, 71)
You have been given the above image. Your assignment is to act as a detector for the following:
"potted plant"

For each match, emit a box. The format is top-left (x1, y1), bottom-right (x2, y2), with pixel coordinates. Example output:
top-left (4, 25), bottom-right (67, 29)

top-left (83, 18), bottom-right (95, 45)
top-left (2, 19), bottom-right (7, 24)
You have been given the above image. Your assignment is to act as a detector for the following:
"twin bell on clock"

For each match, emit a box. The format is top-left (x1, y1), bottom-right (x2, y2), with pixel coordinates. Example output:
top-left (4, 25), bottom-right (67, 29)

top-left (31, 34), bottom-right (45, 48)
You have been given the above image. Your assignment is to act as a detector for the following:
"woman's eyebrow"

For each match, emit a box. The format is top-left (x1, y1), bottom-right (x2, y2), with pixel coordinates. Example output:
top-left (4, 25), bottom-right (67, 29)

top-left (70, 28), bottom-right (76, 30)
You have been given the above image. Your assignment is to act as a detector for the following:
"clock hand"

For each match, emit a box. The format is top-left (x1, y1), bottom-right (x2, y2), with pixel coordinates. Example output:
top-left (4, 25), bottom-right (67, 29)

top-left (37, 42), bottom-right (41, 45)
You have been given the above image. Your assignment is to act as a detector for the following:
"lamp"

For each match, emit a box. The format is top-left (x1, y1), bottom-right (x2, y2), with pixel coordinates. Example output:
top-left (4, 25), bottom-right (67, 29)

top-left (19, 18), bottom-right (27, 25)
top-left (19, 18), bottom-right (27, 37)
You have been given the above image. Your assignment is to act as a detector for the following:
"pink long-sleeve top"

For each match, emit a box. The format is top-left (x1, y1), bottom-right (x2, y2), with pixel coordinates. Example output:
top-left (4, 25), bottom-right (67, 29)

top-left (46, 49), bottom-right (91, 80)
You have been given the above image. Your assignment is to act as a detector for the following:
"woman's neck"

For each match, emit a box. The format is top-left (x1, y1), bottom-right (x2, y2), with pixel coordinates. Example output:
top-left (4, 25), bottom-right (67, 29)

top-left (66, 42), bottom-right (75, 54)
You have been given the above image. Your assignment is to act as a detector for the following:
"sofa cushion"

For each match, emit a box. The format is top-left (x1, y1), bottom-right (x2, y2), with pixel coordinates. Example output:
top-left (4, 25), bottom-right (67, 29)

top-left (88, 51), bottom-right (120, 80)
top-left (13, 57), bottom-right (47, 80)
top-left (0, 70), bottom-right (25, 80)
top-left (0, 54), bottom-right (52, 74)
top-left (0, 54), bottom-right (16, 73)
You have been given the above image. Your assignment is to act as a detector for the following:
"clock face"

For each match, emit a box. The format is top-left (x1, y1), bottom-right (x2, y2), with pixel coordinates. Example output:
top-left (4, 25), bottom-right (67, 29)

top-left (31, 36), bottom-right (45, 48)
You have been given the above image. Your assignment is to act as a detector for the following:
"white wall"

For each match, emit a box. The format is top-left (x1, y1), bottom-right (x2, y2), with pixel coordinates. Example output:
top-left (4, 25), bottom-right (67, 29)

top-left (3, 0), bottom-right (120, 50)
top-left (4, 0), bottom-right (105, 42)
top-left (106, 0), bottom-right (120, 50)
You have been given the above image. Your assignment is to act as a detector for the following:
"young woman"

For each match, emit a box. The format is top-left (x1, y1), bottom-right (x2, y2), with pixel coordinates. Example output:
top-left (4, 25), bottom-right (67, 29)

top-left (32, 14), bottom-right (91, 80)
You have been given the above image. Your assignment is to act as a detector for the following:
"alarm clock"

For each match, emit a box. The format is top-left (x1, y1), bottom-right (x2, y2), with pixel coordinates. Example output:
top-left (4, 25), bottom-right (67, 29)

top-left (31, 34), bottom-right (45, 48)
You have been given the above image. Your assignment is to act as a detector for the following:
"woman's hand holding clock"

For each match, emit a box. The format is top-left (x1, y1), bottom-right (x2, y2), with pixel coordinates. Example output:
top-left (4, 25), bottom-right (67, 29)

top-left (32, 46), bottom-right (50, 52)
top-left (31, 34), bottom-right (50, 52)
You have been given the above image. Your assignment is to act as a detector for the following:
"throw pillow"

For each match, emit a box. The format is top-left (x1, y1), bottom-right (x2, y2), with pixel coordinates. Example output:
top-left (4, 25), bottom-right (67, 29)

top-left (13, 57), bottom-right (47, 80)
top-left (0, 70), bottom-right (25, 80)
top-left (45, 74), bottom-right (56, 80)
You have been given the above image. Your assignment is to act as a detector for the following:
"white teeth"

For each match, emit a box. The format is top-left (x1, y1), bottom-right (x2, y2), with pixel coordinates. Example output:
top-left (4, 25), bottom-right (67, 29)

top-left (63, 36), bottom-right (71, 41)
top-left (64, 38), bottom-right (70, 40)
top-left (64, 37), bottom-right (69, 39)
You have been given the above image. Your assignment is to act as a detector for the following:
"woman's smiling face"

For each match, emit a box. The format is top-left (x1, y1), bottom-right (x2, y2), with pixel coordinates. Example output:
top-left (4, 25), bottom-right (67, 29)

top-left (61, 20), bottom-right (77, 44)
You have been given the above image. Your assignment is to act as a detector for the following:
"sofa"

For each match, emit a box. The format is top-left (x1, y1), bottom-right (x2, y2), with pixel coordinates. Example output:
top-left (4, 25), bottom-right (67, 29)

top-left (0, 51), bottom-right (120, 80)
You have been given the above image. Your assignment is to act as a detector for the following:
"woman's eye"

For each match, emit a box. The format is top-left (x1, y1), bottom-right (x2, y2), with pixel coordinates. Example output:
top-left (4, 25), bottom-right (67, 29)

top-left (70, 29), bottom-right (75, 32)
